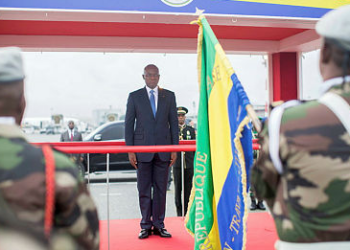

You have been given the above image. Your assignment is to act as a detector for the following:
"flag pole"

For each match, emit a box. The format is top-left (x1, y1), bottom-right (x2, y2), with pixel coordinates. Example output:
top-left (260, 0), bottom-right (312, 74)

top-left (246, 104), bottom-right (262, 133)
top-left (192, 11), bottom-right (262, 134)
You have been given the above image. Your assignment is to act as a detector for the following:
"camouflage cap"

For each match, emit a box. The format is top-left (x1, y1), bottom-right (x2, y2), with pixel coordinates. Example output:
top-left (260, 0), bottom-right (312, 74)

top-left (316, 5), bottom-right (350, 51)
top-left (177, 106), bottom-right (188, 115)
top-left (0, 47), bottom-right (25, 84)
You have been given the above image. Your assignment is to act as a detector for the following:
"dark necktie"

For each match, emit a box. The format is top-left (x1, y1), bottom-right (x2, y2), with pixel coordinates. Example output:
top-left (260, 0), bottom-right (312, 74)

top-left (150, 90), bottom-right (156, 117)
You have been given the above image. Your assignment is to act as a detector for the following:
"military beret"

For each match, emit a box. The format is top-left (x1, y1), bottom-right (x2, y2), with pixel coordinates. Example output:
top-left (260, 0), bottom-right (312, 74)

top-left (177, 106), bottom-right (188, 115)
top-left (316, 5), bottom-right (350, 51)
top-left (0, 47), bottom-right (25, 84)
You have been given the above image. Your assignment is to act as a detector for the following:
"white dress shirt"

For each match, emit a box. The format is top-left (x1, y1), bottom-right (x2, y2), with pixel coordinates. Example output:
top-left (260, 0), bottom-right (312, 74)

top-left (68, 129), bottom-right (76, 139)
top-left (145, 85), bottom-right (158, 110)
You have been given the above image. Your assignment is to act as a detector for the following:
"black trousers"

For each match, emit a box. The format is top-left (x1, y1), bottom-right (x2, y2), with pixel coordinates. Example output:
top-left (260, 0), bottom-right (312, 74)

top-left (173, 166), bottom-right (193, 216)
top-left (137, 153), bottom-right (169, 229)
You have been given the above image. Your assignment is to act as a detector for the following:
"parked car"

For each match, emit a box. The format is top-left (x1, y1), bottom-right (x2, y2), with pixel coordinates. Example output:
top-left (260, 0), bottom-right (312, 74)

top-left (83, 121), bottom-right (133, 173)
top-left (45, 125), bottom-right (61, 135)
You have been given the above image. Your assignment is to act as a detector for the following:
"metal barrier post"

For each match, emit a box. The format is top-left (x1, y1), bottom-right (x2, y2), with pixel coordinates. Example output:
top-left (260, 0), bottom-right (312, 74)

top-left (181, 151), bottom-right (185, 218)
top-left (106, 153), bottom-right (110, 250)
top-left (87, 153), bottom-right (90, 190)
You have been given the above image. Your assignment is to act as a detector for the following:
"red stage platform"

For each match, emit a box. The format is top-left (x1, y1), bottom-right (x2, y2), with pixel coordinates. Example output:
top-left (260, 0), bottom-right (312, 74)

top-left (99, 212), bottom-right (278, 250)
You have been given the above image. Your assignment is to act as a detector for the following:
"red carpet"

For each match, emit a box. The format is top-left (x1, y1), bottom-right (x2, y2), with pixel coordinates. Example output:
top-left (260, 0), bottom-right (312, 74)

top-left (99, 212), bottom-right (278, 250)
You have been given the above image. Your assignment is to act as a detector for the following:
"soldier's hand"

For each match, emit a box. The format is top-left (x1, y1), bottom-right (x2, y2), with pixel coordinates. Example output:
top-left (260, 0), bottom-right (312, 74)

top-left (169, 152), bottom-right (177, 167)
top-left (128, 152), bottom-right (138, 169)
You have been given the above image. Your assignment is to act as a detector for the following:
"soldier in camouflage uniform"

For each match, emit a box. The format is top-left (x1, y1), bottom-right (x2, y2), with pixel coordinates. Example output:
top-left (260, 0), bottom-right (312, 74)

top-left (0, 217), bottom-right (48, 250)
top-left (0, 191), bottom-right (48, 250)
top-left (0, 47), bottom-right (99, 249)
top-left (251, 5), bottom-right (350, 250)
top-left (0, 191), bottom-right (79, 250)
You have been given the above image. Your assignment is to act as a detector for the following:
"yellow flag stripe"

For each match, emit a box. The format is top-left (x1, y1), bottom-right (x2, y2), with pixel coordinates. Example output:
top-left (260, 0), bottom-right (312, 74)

top-left (204, 195), bottom-right (221, 249)
top-left (208, 44), bottom-right (234, 205)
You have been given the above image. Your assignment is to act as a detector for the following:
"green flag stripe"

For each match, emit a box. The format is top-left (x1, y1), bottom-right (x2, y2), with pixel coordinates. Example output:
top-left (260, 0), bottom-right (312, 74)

top-left (185, 16), bottom-right (220, 249)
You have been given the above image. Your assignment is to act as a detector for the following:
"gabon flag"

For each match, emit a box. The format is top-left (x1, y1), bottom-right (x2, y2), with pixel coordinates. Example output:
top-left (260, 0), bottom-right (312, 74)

top-left (185, 15), bottom-right (254, 250)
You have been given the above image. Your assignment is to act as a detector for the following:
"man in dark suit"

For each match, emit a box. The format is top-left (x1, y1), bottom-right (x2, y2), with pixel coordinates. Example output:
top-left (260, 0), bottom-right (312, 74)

top-left (60, 120), bottom-right (83, 142)
top-left (125, 64), bottom-right (178, 239)
top-left (60, 120), bottom-right (84, 174)
top-left (173, 106), bottom-right (196, 217)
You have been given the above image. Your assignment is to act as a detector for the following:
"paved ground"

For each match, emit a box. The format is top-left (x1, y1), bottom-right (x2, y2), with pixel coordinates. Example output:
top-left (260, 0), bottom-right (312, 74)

top-left (88, 180), bottom-right (177, 220)
top-left (26, 133), bottom-right (62, 142)
top-left (86, 174), bottom-right (268, 221)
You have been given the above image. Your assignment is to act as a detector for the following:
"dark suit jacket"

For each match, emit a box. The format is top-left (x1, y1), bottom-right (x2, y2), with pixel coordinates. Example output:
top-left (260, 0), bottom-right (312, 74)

top-left (60, 130), bottom-right (83, 142)
top-left (60, 130), bottom-right (83, 161)
top-left (125, 87), bottom-right (179, 162)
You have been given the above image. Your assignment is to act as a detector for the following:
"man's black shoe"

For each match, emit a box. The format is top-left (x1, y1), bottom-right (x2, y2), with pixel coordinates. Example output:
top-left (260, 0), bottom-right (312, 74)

top-left (257, 201), bottom-right (266, 210)
top-left (153, 228), bottom-right (172, 238)
top-left (250, 202), bottom-right (257, 211)
top-left (138, 229), bottom-right (152, 239)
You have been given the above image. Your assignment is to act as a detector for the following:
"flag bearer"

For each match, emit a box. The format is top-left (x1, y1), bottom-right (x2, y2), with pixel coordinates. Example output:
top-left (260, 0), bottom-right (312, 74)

top-left (251, 5), bottom-right (350, 250)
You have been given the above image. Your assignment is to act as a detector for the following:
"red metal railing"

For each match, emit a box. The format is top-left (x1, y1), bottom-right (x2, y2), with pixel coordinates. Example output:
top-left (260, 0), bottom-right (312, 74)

top-left (33, 140), bottom-right (260, 153)
top-left (31, 139), bottom-right (259, 250)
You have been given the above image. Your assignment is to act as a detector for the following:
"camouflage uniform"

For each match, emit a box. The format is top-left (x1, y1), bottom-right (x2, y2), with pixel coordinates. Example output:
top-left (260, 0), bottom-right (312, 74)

top-left (0, 207), bottom-right (79, 250)
top-left (0, 192), bottom-right (48, 250)
top-left (251, 82), bottom-right (350, 243)
top-left (0, 123), bottom-right (100, 249)
top-left (0, 226), bottom-right (47, 250)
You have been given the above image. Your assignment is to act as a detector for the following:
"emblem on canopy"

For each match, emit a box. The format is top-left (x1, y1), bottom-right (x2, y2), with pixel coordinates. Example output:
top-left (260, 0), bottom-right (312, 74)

top-left (161, 0), bottom-right (193, 7)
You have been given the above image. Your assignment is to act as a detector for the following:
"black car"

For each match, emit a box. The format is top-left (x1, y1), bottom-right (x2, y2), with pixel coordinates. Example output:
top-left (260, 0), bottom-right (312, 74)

top-left (83, 121), bottom-right (133, 173)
